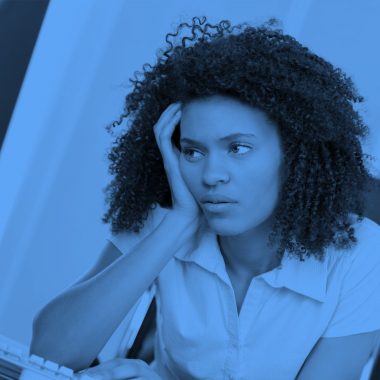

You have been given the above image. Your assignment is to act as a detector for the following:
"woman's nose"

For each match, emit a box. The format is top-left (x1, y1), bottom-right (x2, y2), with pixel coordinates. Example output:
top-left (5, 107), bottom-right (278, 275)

top-left (201, 155), bottom-right (230, 185)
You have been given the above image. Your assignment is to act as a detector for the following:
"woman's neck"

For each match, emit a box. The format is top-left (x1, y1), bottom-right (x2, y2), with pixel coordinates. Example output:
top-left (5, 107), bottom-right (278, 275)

top-left (217, 218), bottom-right (282, 279)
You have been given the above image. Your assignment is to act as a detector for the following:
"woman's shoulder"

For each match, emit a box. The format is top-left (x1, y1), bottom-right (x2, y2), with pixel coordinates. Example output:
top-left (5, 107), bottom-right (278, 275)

top-left (330, 214), bottom-right (380, 283)
top-left (322, 216), bottom-right (380, 337)
top-left (348, 215), bottom-right (380, 261)
top-left (107, 205), bottom-right (170, 256)
top-left (325, 214), bottom-right (380, 278)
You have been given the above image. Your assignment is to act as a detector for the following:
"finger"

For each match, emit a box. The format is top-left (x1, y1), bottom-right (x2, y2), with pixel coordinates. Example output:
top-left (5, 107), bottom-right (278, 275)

top-left (79, 367), bottom-right (108, 377)
top-left (110, 364), bottom-right (146, 378)
top-left (161, 102), bottom-right (182, 119)
top-left (79, 358), bottom-right (127, 377)
top-left (154, 110), bottom-right (181, 144)
top-left (81, 359), bottom-right (119, 373)
top-left (161, 102), bottom-right (181, 118)
top-left (159, 108), bottom-right (181, 143)
top-left (158, 115), bottom-right (182, 174)
top-left (78, 358), bottom-right (162, 379)
top-left (154, 103), bottom-right (180, 130)
top-left (78, 369), bottom-right (108, 379)
top-left (81, 359), bottom-right (145, 379)
top-left (154, 102), bottom-right (182, 137)
top-left (154, 111), bottom-right (182, 167)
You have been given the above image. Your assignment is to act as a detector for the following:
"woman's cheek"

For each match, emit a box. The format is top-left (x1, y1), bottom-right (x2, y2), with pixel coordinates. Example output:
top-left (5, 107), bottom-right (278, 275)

top-left (179, 160), bottom-right (192, 185)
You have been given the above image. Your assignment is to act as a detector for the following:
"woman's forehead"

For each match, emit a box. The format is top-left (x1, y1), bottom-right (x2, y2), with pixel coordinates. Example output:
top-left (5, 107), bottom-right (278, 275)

top-left (181, 95), bottom-right (279, 140)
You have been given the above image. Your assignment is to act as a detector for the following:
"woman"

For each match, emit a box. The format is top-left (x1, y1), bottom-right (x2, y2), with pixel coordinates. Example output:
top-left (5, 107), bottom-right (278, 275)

top-left (31, 17), bottom-right (380, 379)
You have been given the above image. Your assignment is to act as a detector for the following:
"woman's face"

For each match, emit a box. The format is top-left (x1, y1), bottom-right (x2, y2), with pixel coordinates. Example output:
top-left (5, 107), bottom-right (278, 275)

top-left (178, 94), bottom-right (286, 236)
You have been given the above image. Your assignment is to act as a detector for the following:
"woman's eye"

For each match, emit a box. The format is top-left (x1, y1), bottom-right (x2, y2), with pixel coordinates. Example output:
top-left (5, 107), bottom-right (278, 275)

top-left (182, 143), bottom-right (252, 161)
top-left (230, 143), bottom-right (252, 154)
top-left (182, 148), bottom-right (202, 160)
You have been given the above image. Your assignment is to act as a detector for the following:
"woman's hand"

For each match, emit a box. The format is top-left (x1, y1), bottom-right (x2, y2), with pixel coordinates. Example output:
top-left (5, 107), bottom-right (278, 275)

top-left (153, 102), bottom-right (202, 221)
top-left (75, 358), bottom-right (162, 380)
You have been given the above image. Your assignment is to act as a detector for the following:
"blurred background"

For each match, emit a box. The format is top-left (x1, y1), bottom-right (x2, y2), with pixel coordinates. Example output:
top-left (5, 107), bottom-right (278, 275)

top-left (0, 0), bottom-right (379, 357)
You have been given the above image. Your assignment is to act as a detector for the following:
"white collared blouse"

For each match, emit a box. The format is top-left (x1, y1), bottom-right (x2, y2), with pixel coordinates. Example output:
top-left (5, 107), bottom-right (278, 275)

top-left (107, 206), bottom-right (380, 380)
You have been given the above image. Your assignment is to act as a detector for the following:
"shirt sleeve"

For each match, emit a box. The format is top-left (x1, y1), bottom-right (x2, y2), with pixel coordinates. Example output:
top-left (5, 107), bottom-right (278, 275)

top-left (106, 205), bottom-right (169, 289)
top-left (322, 219), bottom-right (380, 338)
top-left (107, 205), bottom-right (169, 257)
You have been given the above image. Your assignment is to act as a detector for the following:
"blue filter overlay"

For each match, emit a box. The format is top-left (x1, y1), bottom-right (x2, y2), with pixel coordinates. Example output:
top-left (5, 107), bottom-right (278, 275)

top-left (0, 1), bottom-right (379, 379)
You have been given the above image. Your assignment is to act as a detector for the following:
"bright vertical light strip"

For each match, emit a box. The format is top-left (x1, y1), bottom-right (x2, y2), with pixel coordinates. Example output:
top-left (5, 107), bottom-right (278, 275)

top-left (283, 0), bottom-right (314, 38)
top-left (0, 0), bottom-right (124, 319)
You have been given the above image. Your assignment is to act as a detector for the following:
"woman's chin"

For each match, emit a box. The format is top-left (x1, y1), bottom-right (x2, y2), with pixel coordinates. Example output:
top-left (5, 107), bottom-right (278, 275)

top-left (204, 218), bottom-right (242, 236)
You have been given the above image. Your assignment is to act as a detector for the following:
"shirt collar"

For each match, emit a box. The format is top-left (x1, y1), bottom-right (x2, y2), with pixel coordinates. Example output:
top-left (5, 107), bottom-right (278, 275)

top-left (173, 222), bottom-right (328, 303)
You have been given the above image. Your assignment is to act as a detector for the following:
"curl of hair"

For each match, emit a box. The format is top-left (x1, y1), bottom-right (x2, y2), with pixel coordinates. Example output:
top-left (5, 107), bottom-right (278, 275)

top-left (102, 16), bottom-right (377, 262)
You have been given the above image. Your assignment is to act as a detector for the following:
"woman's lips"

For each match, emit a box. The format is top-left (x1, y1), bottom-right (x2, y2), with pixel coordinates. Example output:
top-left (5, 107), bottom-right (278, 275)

top-left (202, 202), bottom-right (237, 213)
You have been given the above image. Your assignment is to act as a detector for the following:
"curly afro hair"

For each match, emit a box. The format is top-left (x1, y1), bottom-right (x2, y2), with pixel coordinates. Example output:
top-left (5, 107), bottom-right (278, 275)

top-left (102, 16), bottom-right (377, 262)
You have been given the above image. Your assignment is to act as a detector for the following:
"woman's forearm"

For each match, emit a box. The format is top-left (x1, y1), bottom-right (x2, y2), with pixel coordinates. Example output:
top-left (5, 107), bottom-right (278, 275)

top-left (30, 211), bottom-right (198, 371)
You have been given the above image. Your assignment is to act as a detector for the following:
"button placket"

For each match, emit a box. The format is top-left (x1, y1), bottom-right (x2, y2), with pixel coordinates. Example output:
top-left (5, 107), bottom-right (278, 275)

top-left (238, 278), bottom-right (273, 343)
top-left (221, 279), bottom-right (242, 378)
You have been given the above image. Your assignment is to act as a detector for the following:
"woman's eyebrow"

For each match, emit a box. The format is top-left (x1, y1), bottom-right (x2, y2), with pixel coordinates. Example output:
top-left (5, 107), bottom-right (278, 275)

top-left (180, 133), bottom-right (257, 145)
